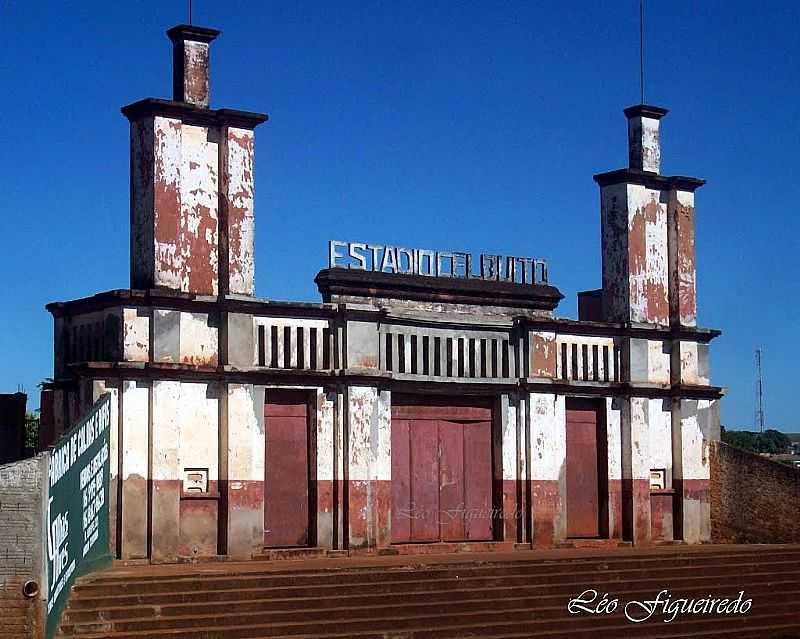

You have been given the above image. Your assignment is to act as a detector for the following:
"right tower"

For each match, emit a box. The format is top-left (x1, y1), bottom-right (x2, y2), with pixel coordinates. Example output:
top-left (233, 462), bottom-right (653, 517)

top-left (594, 104), bottom-right (718, 545)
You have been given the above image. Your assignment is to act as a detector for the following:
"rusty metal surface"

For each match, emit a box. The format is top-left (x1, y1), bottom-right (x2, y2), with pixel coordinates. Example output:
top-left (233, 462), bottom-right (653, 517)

top-left (264, 392), bottom-right (310, 547)
top-left (566, 407), bottom-right (600, 538)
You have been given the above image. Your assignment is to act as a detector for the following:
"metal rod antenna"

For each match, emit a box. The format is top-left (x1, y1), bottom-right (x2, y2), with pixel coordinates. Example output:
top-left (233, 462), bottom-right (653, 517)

top-left (755, 347), bottom-right (766, 433)
top-left (640, 0), bottom-right (645, 104)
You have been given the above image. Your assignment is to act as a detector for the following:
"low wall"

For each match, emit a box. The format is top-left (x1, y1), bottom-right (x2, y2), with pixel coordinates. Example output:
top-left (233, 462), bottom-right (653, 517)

top-left (710, 440), bottom-right (800, 543)
top-left (0, 454), bottom-right (47, 639)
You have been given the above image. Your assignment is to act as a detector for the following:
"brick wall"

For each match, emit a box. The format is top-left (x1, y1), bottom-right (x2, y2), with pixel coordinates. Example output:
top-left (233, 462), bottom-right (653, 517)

top-left (0, 455), bottom-right (46, 639)
top-left (710, 441), bottom-right (800, 544)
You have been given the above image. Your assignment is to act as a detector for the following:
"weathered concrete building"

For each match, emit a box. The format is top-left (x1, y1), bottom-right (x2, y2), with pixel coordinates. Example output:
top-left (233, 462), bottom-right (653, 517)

top-left (40, 24), bottom-right (722, 563)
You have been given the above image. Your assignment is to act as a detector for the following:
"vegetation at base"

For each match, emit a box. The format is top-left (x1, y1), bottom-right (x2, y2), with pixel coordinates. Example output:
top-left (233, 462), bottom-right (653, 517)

top-left (721, 425), bottom-right (791, 455)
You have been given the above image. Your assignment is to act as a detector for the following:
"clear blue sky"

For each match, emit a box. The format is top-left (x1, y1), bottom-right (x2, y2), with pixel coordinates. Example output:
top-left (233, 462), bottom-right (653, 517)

top-left (1, 1), bottom-right (797, 429)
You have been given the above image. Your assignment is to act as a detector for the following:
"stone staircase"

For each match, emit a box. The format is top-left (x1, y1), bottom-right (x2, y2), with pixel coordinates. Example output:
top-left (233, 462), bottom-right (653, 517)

top-left (58, 545), bottom-right (800, 638)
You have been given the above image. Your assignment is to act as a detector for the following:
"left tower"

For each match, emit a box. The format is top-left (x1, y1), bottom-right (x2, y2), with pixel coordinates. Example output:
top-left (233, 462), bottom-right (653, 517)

top-left (124, 25), bottom-right (267, 296)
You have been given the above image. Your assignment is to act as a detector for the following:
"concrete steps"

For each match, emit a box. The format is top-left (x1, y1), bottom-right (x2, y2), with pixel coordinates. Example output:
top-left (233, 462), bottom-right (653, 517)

top-left (58, 545), bottom-right (800, 638)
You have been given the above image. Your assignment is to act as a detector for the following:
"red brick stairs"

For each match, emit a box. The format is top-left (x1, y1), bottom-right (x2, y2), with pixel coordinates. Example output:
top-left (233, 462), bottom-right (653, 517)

top-left (58, 545), bottom-right (800, 638)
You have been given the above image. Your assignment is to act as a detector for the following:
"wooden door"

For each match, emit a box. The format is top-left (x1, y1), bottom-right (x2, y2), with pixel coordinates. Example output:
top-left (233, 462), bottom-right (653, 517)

top-left (566, 405), bottom-right (600, 538)
top-left (264, 392), bottom-right (310, 547)
top-left (391, 399), bottom-right (493, 543)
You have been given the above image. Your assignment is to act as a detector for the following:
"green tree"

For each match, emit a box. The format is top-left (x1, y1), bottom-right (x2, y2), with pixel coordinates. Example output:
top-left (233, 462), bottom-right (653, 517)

top-left (721, 425), bottom-right (790, 454)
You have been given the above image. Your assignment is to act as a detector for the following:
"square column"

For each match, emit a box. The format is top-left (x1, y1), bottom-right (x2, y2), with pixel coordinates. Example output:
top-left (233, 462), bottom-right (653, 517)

top-left (346, 387), bottom-right (391, 550)
top-left (150, 381), bottom-right (181, 562)
top-left (529, 392), bottom-right (566, 546)
top-left (224, 383), bottom-right (265, 559)
top-left (673, 399), bottom-right (717, 543)
top-left (621, 397), bottom-right (652, 545)
top-left (499, 394), bottom-right (521, 542)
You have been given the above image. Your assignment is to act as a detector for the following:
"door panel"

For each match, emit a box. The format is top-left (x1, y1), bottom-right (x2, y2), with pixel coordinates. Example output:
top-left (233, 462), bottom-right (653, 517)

top-left (566, 407), bottom-right (600, 538)
top-left (390, 419), bottom-right (412, 543)
top-left (264, 393), bottom-right (309, 547)
top-left (464, 421), bottom-right (493, 541)
top-left (438, 421), bottom-right (466, 541)
top-left (409, 420), bottom-right (440, 541)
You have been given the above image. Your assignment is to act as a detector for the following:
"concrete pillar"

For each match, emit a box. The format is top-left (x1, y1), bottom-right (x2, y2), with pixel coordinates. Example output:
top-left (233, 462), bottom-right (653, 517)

top-left (673, 399), bottom-right (716, 543)
top-left (167, 25), bottom-right (219, 108)
top-left (605, 397), bottom-right (624, 539)
top-left (220, 128), bottom-right (256, 296)
top-left (624, 104), bottom-right (667, 173)
top-left (667, 189), bottom-right (698, 327)
top-left (315, 389), bottom-right (342, 549)
top-left (529, 392), bottom-right (566, 547)
top-left (224, 383), bottom-right (264, 559)
top-left (500, 394), bottom-right (520, 542)
top-left (346, 386), bottom-right (391, 550)
top-left (601, 182), bottom-right (670, 326)
top-left (621, 397), bottom-right (651, 545)
top-left (120, 380), bottom-right (150, 559)
top-left (150, 381), bottom-right (181, 562)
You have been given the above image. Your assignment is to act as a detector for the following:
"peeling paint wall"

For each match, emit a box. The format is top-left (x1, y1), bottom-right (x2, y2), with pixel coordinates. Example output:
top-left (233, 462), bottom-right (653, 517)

top-left (180, 124), bottom-right (219, 295)
top-left (674, 398), bottom-right (716, 543)
top-left (123, 308), bottom-right (150, 362)
top-left (605, 397), bottom-right (623, 539)
top-left (152, 116), bottom-right (184, 291)
top-left (178, 41), bottom-right (210, 107)
top-left (120, 380), bottom-right (149, 559)
top-left (628, 114), bottom-right (662, 173)
top-left (222, 128), bottom-right (255, 295)
top-left (529, 331), bottom-right (556, 378)
top-left (225, 383), bottom-right (264, 559)
top-left (151, 380), bottom-right (181, 562)
top-left (529, 393), bottom-right (565, 546)
top-left (627, 185), bottom-right (669, 326)
top-left (347, 387), bottom-right (391, 550)
top-left (500, 395), bottom-right (519, 542)
top-left (668, 190), bottom-right (697, 327)
top-left (621, 397), bottom-right (651, 545)
top-left (130, 116), bottom-right (234, 296)
top-left (600, 182), bottom-right (630, 323)
top-left (648, 398), bottom-right (673, 483)
top-left (315, 389), bottom-right (337, 548)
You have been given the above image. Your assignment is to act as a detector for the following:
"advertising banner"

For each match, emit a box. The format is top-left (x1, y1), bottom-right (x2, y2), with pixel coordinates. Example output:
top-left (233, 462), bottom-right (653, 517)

top-left (45, 394), bottom-right (112, 637)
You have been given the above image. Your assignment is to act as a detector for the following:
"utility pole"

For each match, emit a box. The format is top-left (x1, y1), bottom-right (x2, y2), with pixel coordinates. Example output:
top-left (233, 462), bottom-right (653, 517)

top-left (755, 347), bottom-right (765, 433)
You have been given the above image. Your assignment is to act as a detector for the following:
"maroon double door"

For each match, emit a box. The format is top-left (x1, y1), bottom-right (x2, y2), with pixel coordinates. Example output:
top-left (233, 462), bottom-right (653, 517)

top-left (391, 398), bottom-right (494, 543)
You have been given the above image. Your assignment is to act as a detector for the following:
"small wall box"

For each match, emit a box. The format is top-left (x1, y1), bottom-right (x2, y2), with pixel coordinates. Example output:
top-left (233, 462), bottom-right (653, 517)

top-left (183, 468), bottom-right (209, 493)
top-left (650, 469), bottom-right (666, 490)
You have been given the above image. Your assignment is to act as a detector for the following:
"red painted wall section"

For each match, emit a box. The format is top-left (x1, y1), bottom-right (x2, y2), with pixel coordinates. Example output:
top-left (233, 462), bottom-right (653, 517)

top-left (650, 491), bottom-right (675, 541)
